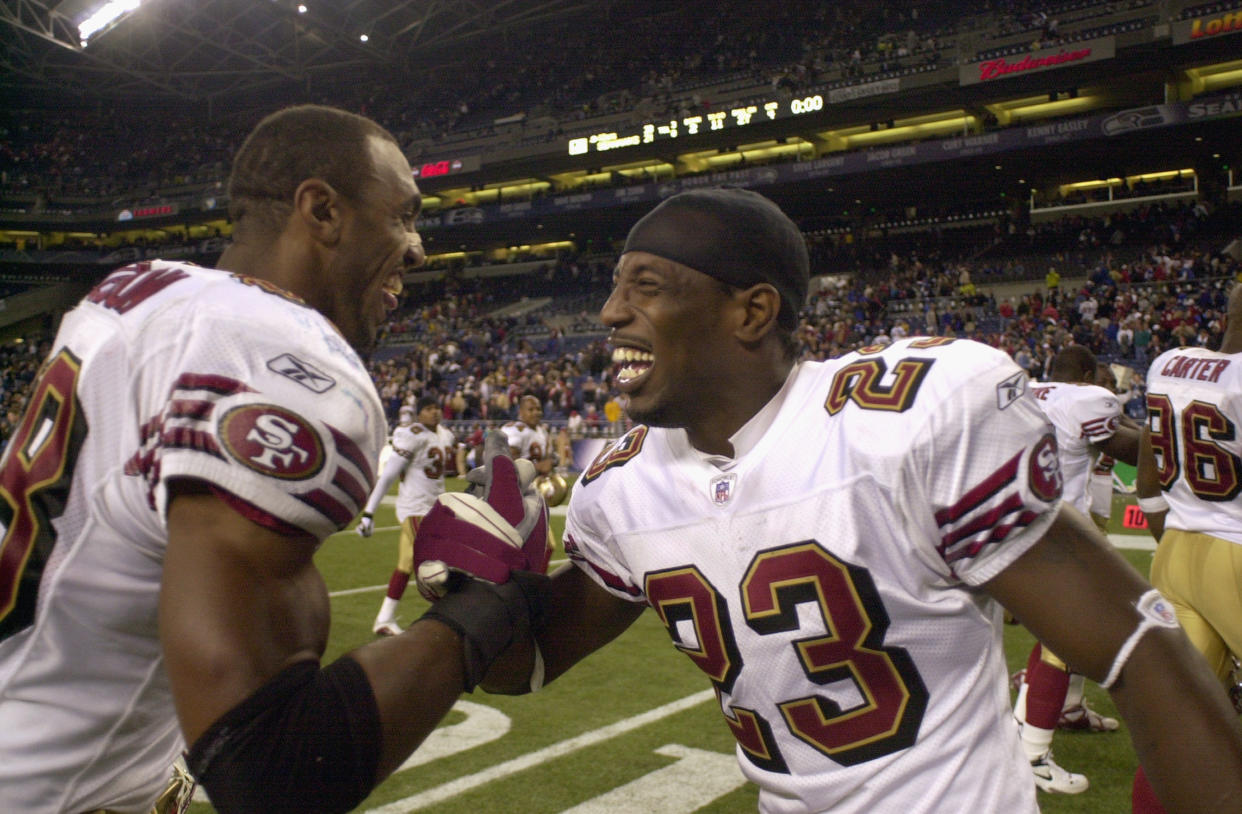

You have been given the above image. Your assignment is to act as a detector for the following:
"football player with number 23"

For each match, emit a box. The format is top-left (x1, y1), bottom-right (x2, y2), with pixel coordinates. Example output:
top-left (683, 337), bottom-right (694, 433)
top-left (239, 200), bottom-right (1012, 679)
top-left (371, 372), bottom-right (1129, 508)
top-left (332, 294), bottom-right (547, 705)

top-left (416, 187), bottom-right (1242, 813)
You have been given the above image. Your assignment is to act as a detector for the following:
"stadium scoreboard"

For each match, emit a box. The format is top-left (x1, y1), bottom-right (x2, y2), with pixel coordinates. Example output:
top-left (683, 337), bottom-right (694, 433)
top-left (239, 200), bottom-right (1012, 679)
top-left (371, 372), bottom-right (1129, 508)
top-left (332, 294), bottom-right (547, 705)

top-left (568, 93), bottom-right (829, 156)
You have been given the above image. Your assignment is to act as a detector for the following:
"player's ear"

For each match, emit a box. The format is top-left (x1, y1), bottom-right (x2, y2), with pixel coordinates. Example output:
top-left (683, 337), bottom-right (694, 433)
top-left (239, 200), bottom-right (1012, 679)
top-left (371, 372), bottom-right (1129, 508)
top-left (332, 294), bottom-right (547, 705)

top-left (293, 179), bottom-right (343, 246)
top-left (734, 283), bottom-right (781, 344)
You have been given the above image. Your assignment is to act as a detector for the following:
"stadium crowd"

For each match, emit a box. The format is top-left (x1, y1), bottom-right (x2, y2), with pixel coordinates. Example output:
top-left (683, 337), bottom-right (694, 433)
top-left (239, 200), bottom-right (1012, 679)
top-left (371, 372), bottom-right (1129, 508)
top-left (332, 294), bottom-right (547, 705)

top-left (1, 196), bottom-right (1237, 454)
top-left (0, 0), bottom-right (1146, 201)
top-left (372, 201), bottom-right (1238, 436)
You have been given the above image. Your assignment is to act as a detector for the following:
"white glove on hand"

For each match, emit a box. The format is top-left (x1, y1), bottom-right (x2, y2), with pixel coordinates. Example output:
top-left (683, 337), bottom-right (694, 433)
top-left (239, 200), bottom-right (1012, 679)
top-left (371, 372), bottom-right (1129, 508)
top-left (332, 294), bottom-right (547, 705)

top-left (356, 514), bottom-right (374, 537)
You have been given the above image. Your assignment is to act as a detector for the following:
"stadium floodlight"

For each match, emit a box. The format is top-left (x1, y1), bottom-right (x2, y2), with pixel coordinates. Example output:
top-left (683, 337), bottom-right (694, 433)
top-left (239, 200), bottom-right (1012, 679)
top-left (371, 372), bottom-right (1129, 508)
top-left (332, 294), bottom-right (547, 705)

top-left (297, 4), bottom-right (307, 12)
top-left (78, 0), bottom-right (142, 45)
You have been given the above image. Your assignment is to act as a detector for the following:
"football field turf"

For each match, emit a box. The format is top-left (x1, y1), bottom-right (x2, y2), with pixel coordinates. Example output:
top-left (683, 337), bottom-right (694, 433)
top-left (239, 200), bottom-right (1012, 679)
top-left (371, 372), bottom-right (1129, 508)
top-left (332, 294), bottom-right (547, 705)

top-left (189, 489), bottom-right (1161, 813)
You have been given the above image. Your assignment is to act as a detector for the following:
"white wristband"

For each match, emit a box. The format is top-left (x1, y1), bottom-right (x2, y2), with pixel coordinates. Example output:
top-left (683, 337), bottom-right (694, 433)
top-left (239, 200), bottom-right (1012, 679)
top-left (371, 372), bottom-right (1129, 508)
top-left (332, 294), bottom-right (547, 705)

top-left (1136, 494), bottom-right (1169, 514)
top-left (529, 641), bottom-right (545, 693)
top-left (1100, 589), bottom-right (1180, 689)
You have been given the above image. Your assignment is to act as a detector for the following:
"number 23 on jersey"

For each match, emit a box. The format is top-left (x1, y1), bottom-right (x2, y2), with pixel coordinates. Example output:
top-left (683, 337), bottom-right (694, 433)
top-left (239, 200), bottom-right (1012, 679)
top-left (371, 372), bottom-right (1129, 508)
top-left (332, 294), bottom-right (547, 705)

top-left (645, 541), bottom-right (928, 772)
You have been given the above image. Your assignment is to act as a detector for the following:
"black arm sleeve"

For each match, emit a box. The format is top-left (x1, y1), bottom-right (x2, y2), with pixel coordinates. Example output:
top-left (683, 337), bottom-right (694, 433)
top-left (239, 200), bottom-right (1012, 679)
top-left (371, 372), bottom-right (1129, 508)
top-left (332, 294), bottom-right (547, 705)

top-left (186, 656), bottom-right (381, 814)
top-left (417, 570), bottom-right (548, 691)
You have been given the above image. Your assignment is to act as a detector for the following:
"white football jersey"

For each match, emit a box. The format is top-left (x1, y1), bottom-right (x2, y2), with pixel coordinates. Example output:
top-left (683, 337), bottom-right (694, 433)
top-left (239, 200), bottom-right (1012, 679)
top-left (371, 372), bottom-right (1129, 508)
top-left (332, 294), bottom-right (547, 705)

top-left (0, 261), bottom-right (383, 813)
top-left (501, 420), bottom-right (550, 463)
top-left (1029, 380), bottom-right (1122, 514)
top-left (392, 423), bottom-right (456, 519)
top-left (1145, 347), bottom-right (1242, 544)
top-left (566, 338), bottom-right (1059, 814)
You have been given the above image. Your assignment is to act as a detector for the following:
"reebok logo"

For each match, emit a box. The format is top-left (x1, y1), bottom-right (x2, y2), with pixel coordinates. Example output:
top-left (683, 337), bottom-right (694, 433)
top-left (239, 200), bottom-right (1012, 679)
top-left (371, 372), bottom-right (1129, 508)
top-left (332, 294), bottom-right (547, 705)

top-left (267, 353), bottom-right (336, 393)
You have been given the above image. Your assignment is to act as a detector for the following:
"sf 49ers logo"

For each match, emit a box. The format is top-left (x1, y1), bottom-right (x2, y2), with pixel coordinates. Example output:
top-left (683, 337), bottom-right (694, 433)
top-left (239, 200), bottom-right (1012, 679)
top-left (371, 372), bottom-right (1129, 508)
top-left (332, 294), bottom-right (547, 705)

top-left (219, 404), bottom-right (324, 480)
top-left (1028, 434), bottom-right (1062, 502)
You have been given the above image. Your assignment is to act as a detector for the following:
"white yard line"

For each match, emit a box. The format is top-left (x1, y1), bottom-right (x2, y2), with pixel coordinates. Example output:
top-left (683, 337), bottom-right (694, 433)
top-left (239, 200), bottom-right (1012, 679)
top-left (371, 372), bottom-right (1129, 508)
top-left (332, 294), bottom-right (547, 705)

top-left (1109, 533), bottom-right (1156, 551)
top-left (362, 689), bottom-right (716, 813)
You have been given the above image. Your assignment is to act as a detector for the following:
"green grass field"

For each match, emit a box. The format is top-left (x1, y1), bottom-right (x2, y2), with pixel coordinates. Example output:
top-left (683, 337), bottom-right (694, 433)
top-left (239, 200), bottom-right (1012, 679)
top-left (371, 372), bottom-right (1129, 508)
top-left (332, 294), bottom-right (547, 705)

top-left (189, 489), bottom-right (1161, 813)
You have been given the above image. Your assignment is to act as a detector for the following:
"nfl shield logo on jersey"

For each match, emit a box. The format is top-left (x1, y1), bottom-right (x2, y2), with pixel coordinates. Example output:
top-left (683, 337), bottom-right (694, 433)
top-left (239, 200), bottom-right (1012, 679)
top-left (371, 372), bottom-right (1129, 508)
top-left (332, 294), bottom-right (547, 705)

top-left (710, 473), bottom-right (737, 506)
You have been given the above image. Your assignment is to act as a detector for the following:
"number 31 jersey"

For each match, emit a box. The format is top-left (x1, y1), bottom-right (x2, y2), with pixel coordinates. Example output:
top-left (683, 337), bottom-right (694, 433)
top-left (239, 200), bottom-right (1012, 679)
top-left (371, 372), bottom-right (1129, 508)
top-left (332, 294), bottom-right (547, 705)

top-left (565, 338), bottom-right (1060, 814)
top-left (392, 423), bottom-right (456, 519)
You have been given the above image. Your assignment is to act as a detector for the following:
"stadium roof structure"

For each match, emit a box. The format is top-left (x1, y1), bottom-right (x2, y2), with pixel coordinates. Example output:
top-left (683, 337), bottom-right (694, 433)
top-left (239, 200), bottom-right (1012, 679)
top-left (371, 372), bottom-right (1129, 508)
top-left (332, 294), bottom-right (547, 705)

top-left (0, 0), bottom-right (605, 103)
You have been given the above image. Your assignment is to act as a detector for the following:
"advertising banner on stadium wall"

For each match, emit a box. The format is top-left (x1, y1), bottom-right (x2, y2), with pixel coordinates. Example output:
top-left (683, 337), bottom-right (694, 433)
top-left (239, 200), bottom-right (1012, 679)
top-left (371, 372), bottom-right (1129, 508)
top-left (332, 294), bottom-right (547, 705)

top-left (1172, 9), bottom-right (1242, 45)
top-left (959, 37), bottom-right (1115, 86)
top-left (116, 203), bottom-right (178, 221)
top-left (827, 78), bottom-right (902, 103)
top-left (415, 87), bottom-right (1242, 233)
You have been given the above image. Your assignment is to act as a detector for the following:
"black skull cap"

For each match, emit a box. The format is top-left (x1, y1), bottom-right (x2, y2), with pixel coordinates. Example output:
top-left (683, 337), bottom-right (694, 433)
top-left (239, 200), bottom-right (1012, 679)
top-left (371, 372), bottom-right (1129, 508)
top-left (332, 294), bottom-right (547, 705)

top-left (621, 186), bottom-right (809, 327)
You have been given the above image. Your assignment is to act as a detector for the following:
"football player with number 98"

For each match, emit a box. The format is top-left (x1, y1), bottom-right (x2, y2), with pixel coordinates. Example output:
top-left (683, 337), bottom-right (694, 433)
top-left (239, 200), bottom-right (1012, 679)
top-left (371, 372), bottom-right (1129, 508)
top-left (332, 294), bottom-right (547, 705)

top-left (0, 105), bottom-right (547, 814)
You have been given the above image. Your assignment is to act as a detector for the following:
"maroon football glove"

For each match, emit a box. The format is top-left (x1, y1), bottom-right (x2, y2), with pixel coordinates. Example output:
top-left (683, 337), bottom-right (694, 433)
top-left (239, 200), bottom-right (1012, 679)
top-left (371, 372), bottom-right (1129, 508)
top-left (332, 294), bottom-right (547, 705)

top-left (414, 430), bottom-right (551, 601)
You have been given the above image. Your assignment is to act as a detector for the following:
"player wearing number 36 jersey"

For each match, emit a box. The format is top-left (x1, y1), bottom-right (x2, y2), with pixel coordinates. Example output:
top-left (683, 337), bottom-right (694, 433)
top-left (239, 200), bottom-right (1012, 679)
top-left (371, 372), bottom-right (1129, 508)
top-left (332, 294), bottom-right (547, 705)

top-left (1144, 341), bottom-right (1242, 550)
top-left (472, 188), bottom-right (1242, 814)
top-left (1131, 285), bottom-right (1242, 813)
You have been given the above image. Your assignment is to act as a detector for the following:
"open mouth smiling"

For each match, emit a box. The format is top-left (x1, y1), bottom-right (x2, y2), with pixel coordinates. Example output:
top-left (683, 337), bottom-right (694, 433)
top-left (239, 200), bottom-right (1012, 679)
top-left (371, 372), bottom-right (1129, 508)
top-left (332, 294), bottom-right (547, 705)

top-left (381, 273), bottom-right (403, 311)
top-left (612, 346), bottom-right (654, 390)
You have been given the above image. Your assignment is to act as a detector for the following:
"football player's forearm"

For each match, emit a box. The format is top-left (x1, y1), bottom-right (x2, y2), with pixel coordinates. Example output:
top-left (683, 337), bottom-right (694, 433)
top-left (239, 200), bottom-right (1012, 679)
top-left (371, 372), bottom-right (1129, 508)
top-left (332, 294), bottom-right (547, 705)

top-left (478, 634), bottom-right (538, 695)
top-left (350, 620), bottom-right (471, 778)
top-left (363, 455), bottom-right (406, 515)
top-left (1100, 422), bottom-right (1141, 466)
top-left (1109, 628), bottom-right (1242, 812)
top-left (1135, 426), bottom-right (1167, 542)
top-left (1145, 512), bottom-right (1166, 542)
top-left (479, 565), bottom-right (646, 694)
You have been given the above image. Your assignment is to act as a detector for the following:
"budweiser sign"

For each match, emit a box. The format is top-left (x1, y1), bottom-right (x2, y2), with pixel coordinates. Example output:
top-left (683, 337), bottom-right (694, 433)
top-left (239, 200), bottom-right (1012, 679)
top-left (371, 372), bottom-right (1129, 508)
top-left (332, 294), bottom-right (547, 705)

top-left (960, 37), bottom-right (1115, 85)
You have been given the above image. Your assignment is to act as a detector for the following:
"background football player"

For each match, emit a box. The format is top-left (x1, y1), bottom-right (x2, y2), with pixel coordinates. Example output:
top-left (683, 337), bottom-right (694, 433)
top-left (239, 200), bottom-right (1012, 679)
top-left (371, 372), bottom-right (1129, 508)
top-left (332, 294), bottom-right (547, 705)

top-left (1012, 345), bottom-right (1141, 794)
top-left (503, 394), bottom-right (554, 477)
top-left (1131, 282), bottom-right (1242, 813)
top-left (357, 396), bottom-right (457, 635)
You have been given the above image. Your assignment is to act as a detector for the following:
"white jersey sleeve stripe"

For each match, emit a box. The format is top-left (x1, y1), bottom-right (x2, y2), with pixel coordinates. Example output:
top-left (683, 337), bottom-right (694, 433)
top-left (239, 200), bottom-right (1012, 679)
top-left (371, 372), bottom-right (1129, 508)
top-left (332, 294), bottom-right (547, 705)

top-left (169, 371), bottom-right (255, 398)
top-left (1081, 415), bottom-right (1117, 439)
top-left (293, 488), bottom-right (355, 527)
top-left (329, 464), bottom-right (368, 508)
top-left (941, 497), bottom-right (1041, 565)
top-left (324, 423), bottom-right (375, 486)
top-left (166, 399), bottom-right (214, 421)
top-left (934, 449), bottom-right (1041, 564)
top-left (564, 533), bottom-right (643, 597)
top-left (933, 450), bottom-right (1021, 526)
